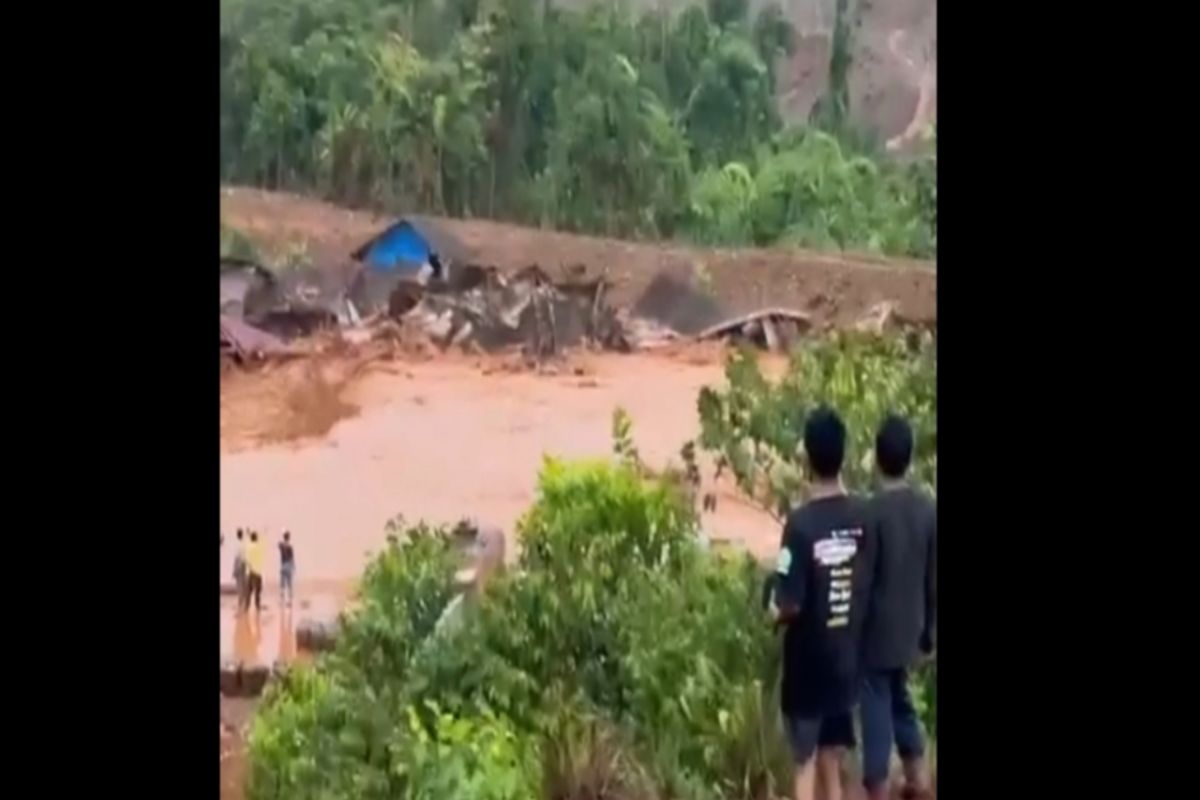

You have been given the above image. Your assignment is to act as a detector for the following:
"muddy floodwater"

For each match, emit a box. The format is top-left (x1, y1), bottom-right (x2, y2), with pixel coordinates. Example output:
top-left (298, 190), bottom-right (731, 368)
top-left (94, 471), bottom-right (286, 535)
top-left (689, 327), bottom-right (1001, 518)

top-left (219, 588), bottom-right (345, 666)
top-left (220, 349), bottom-right (783, 672)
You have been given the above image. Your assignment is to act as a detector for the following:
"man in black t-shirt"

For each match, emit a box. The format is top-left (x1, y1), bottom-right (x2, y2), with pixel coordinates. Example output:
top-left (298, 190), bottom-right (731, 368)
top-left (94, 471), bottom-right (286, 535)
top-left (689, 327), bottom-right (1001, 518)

top-left (771, 407), bottom-right (875, 800)
top-left (860, 415), bottom-right (936, 800)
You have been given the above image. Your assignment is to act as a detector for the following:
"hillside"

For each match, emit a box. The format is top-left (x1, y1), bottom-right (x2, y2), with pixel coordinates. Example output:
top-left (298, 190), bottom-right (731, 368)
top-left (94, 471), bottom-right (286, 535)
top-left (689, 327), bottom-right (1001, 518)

top-left (221, 186), bottom-right (936, 329)
top-left (562, 0), bottom-right (937, 146)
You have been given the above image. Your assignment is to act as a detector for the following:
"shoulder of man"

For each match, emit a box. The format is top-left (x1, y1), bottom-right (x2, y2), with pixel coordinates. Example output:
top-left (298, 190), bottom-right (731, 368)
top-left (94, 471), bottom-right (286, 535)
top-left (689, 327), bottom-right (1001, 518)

top-left (777, 506), bottom-right (813, 566)
top-left (845, 493), bottom-right (875, 542)
top-left (907, 484), bottom-right (937, 520)
top-left (839, 492), bottom-right (872, 522)
top-left (782, 502), bottom-right (807, 535)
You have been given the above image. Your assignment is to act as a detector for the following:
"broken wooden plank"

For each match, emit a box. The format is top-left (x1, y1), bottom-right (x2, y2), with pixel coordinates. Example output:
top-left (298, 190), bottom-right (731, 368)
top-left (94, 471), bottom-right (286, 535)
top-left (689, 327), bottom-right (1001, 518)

top-left (695, 308), bottom-right (813, 341)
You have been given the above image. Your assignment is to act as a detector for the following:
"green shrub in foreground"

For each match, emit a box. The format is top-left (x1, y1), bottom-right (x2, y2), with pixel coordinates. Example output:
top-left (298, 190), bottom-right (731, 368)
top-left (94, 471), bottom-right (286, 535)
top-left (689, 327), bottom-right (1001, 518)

top-left (248, 525), bottom-right (462, 800)
top-left (249, 458), bottom-right (792, 799)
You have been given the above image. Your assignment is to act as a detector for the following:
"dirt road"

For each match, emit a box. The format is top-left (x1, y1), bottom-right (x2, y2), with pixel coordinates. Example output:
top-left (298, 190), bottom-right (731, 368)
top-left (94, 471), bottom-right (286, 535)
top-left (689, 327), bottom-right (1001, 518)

top-left (220, 349), bottom-right (782, 593)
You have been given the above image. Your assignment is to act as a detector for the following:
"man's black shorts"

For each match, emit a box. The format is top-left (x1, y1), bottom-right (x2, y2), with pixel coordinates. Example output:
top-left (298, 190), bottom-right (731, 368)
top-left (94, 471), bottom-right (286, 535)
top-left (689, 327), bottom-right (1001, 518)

top-left (783, 712), bottom-right (857, 763)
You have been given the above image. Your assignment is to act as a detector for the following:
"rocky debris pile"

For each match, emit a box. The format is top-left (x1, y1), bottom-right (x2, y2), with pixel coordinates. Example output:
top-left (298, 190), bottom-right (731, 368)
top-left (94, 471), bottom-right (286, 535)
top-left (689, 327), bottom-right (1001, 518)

top-left (852, 300), bottom-right (933, 335)
top-left (221, 314), bottom-right (292, 365)
top-left (295, 619), bottom-right (341, 653)
top-left (619, 313), bottom-right (683, 350)
top-left (362, 264), bottom-right (632, 359)
top-left (221, 254), bottom-right (931, 366)
top-left (630, 271), bottom-right (727, 336)
top-left (220, 660), bottom-right (279, 698)
top-left (221, 258), bottom-right (351, 367)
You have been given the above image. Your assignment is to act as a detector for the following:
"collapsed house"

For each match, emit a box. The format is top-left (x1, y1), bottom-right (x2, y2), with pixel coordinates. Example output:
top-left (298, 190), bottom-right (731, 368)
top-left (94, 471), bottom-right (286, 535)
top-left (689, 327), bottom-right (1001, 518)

top-left (345, 216), bottom-right (468, 320)
top-left (220, 314), bottom-right (289, 364)
top-left (262, 265), bottom-right (354, 336)
top-left (220, 216), bottom-right (876, 362)
top-left (350, 216), bottom-right (468, 279)
top-left (343, 218), bottom-right (629, 356)
top-left (696, 308), bottom-right (813, 352)
top-left (219, 257), bottom-right (276, 319)
top-left (220, 257), bottom-right (352, 349)
top-left (382, 264), bottom-right (630, 356)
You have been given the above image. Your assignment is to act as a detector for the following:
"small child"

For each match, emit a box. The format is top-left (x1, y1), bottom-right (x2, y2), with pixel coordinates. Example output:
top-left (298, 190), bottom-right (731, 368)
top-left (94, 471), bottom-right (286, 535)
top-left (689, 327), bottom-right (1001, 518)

top-left (279, 531), bottom-right (296, 608)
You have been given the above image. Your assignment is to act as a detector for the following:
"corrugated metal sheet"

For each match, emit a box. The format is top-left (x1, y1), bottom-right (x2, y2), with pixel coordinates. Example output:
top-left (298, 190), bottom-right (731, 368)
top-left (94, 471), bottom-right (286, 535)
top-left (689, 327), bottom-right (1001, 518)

top-left (220, 315), bottom-right (287, 361)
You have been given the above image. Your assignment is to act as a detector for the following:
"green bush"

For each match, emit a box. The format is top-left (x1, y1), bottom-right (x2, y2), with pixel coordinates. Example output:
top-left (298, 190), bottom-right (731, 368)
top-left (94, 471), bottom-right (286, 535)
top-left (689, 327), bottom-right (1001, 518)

top-left (519, 457), bottom-right (699, 579)
top-left (619, 553), bottom-right (788, 798)
top-left (396, 703), bottom-right (539, 800)
top-left (246, 665), bottom-right (338, 798)
top-left (248, 455), bottom-right (794, 799)
top-left (247, 524), bottom-right (462, 800)
top-left (697, 332), bottom-right (936, 517)
top-left (911, 658), bottom-right (937, 743)
top-left (539, 702), bottom-right (657, 800)
top-left (335, 522), bottom-right (460, 691)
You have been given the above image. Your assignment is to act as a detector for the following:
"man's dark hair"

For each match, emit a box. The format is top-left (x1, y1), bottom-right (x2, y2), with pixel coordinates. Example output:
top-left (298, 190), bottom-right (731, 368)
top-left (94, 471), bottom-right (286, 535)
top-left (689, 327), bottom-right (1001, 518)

top-left (283, 531), bottom-right (291, 542)
top-left (250, 531), bottom-right (258, 542)
top-left (875, 414), bottom-right (914, 479)
top-left (804, 406), bottom-right (846, 480)
top-left (236, 529), bottom-right (244, 540)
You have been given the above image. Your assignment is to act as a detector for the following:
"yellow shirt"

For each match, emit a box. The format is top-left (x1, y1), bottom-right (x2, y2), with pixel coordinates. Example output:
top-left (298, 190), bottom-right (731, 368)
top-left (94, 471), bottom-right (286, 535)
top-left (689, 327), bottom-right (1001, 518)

top-left (246, 540), bottom-right (265, 575)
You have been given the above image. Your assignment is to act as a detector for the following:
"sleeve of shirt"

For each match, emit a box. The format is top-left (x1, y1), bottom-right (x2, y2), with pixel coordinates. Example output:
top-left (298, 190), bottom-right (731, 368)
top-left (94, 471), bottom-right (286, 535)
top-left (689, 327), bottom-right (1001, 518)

top-left (923, 510), bottom-right (937, 645)
top-left (773, 517), bottom-right (807, 619)
top-left (860, 501), bottom-right (881, 604)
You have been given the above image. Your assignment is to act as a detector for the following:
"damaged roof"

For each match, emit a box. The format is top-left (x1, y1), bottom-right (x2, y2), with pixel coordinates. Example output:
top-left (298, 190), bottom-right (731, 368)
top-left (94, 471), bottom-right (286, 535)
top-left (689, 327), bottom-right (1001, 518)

top-left (351, 217), bottom-right (468, 272)
top-left (220, 259), bottom-right (277, 318)
top-left (220, 314), bottom-right (288, 360)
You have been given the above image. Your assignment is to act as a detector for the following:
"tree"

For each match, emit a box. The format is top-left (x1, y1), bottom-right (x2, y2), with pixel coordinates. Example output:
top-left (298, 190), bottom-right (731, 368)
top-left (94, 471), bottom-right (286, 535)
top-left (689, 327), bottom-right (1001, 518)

top-left (219, 0), bottom-right (936, 258)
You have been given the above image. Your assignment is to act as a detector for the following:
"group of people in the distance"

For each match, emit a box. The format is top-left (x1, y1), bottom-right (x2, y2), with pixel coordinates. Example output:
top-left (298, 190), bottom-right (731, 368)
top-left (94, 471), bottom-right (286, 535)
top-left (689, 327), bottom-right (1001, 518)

top-left (767, 409), bottom-right (936, 800)
top-left (223, 528), bottom-right (297, 613)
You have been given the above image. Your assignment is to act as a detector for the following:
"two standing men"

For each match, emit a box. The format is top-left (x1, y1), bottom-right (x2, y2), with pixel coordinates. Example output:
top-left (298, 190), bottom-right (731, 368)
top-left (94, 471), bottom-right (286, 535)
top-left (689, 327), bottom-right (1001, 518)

top-left (772, 409), bottom-right (936, 800)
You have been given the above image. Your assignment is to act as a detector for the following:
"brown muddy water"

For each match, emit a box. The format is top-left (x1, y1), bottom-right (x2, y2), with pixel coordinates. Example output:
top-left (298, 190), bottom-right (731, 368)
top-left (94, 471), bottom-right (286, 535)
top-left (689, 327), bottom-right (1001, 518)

top-left (219, 351), bottom-right (785, 663)
top-left (219, 586), bottom-right (345, 666)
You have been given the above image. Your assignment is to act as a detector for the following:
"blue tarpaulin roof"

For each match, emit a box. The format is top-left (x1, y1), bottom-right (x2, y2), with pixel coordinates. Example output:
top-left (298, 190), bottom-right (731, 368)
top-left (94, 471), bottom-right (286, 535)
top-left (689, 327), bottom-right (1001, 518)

top-left (351, 218), bottom-right (466, 273)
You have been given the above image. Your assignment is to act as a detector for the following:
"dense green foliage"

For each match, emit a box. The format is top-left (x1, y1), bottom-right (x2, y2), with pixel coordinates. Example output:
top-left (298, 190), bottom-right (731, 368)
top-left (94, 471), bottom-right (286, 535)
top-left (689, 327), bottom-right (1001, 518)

top-left (249, 456), bottom-right (789, 799)
top-left (220, 0), bottom-right (936, 256)
top-left (697, 333), bottom-right (936, 519)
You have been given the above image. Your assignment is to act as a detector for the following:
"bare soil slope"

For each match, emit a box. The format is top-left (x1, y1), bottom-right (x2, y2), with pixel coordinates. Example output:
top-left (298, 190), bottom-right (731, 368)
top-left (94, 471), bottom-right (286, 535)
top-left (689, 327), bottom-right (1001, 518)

top-left (220, 187), bottom-right (935, 328)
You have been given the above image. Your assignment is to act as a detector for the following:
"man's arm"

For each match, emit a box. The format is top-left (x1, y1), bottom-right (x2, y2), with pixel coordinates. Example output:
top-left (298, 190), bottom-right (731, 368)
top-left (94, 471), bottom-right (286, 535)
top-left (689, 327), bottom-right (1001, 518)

top-left (772, 518), bottom-right (807, 625)
top-left (921, 511), bottom-right (937, 653)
